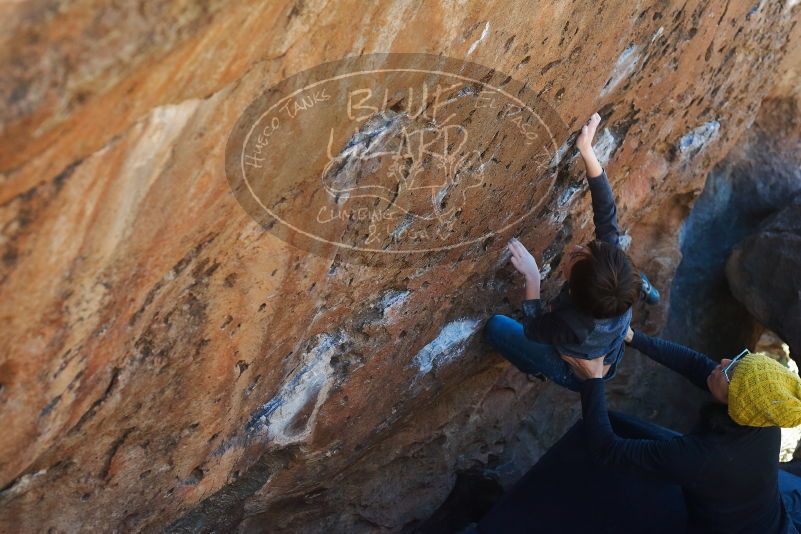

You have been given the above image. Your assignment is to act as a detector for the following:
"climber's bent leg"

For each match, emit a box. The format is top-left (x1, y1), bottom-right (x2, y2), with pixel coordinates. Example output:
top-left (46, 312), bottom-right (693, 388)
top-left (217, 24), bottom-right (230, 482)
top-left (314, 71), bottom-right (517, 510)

top-left (483, 314), bottom-right (583, 392)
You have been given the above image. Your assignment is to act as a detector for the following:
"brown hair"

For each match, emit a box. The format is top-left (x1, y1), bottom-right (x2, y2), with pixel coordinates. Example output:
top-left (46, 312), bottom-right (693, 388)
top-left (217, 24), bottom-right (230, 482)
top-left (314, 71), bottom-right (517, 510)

top-left (568, 240), bottom-right (640, 319)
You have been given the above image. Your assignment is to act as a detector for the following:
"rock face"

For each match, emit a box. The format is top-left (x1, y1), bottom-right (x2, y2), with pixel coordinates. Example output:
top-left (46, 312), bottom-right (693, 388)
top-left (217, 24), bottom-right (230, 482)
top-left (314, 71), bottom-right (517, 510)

top-left (1, 1), bottom-right (800, 532)
top-left (727, 199), bottom-right (801, 360)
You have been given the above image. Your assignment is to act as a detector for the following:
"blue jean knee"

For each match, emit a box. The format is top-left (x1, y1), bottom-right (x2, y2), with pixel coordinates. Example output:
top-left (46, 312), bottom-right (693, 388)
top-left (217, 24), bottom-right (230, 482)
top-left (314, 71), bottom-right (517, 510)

top-left (483, 314), bottom-right (584, 392)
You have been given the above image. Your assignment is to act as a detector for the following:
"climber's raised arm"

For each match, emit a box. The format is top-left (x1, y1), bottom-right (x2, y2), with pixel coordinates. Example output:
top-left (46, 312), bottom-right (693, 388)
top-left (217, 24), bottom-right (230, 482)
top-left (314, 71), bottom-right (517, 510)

top-left (576, 113), bottom-right (620, 246)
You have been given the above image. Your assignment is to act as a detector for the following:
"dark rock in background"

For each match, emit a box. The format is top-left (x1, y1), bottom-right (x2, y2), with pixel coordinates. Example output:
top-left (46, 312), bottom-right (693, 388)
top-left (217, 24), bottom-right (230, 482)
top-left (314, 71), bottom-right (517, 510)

top-left (727, 198), bottom-right (801, 361)
top-left (664, 95), bottom-right (801, 360)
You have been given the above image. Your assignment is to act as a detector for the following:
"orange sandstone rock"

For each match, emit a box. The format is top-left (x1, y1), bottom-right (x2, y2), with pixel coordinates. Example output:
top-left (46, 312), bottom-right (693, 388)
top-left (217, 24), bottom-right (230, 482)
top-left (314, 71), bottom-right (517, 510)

top-left (0, 1), bottom-right (799, 532)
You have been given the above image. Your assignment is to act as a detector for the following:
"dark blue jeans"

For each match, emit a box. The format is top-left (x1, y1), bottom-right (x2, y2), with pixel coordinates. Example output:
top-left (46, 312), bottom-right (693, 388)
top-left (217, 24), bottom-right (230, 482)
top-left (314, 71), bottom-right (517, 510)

top-left (482, 314), bottom-right (619, 392)
top-left (780, 468), bottom-right (801, 533)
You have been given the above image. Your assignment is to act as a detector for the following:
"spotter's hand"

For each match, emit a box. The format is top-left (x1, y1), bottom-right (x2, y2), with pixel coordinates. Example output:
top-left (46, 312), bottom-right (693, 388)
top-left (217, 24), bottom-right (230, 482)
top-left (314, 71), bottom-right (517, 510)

top-left (561, 354), bottom-right (607, 381)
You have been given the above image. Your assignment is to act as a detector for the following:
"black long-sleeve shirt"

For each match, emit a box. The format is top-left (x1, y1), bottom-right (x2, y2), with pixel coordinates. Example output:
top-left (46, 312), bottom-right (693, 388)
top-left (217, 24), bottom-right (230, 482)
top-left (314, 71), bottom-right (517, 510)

top-left (521, 169), bottom-right (629, 361)
top-left (586, 169), bottom-right (622, 247)
top-left (580, 331), bottom-right (793, 533)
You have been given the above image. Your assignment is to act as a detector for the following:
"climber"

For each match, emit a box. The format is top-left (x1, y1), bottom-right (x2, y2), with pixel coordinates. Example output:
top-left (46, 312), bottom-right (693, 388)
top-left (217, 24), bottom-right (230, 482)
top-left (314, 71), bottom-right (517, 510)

top-left (561, 328), bottom-right (801, 534)
top-left (483, 111), bottom-right (659, 391)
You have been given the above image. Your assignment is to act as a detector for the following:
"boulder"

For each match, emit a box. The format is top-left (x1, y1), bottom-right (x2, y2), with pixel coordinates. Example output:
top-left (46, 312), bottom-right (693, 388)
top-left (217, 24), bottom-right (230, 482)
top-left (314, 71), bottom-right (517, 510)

top-left (727, 199), bottom-right (801, 361)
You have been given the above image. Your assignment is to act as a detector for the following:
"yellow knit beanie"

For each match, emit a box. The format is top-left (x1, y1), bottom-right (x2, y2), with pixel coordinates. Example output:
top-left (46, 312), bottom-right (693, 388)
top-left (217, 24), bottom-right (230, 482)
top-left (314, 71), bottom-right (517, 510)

top-left (728, 353), bottom-right (801, 428)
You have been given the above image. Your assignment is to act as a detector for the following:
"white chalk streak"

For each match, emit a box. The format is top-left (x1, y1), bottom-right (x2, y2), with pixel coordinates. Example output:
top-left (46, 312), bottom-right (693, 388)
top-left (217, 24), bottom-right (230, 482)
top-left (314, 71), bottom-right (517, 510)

top-left (256, 332), bottom-right (344, 445)
top-left (412, 318), bottom-right (482, 374)
top-left (592, 128), bottom-right (618, 168)
top-left (600, 44), bottom-right (640, 97)
top-left (678, 121), bottom-right (720, 158)
top-left (467, 22), bottom-right (490, 56)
